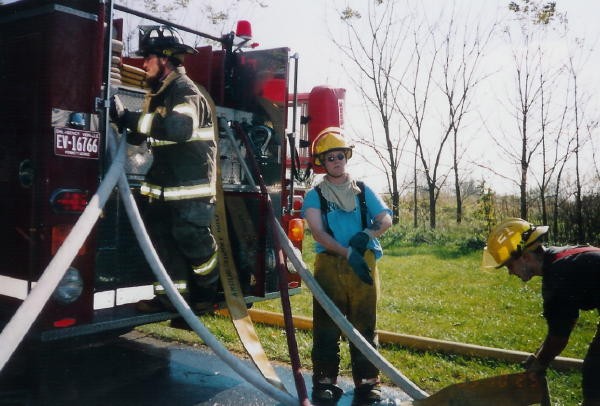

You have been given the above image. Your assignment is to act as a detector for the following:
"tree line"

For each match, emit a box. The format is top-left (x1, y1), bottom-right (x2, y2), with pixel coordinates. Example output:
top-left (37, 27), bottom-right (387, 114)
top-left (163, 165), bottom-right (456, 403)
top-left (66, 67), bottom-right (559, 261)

top-left (333, 0), bottom-right (599, 234)
top-left (394, 178), bottom-right (600, 247)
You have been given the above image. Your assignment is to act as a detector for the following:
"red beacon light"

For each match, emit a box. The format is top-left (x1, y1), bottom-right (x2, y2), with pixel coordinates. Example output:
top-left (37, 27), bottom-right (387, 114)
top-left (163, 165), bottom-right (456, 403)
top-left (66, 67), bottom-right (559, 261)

top-left (236, 20), bottom-right (252, 40)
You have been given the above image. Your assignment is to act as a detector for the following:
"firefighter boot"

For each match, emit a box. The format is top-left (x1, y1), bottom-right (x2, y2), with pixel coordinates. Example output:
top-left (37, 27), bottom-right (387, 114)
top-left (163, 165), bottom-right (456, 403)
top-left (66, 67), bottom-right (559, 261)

top-left (312, 383), bottom-right (344, 404)
top-left (191, 282), bottom-right (218, 313)
top-left (352, 381), bottom-right (382, 405)
top-left (189, 257), bottom-right (220, 313)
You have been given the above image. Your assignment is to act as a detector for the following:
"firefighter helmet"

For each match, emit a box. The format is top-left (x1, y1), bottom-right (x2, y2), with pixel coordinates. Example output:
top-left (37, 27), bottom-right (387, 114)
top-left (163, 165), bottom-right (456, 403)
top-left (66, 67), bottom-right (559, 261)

top-left (311, 127), bottom-right (353, 166)
top-left (482, 218), bottom-right (549, 268)
top-left (136, 25), bottom-right (197, 59)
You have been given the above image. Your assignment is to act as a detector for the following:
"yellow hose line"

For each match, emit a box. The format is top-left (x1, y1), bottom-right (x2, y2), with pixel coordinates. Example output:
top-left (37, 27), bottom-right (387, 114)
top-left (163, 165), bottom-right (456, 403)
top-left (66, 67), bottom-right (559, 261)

top-left (216, 308), bottom-right (583, 371)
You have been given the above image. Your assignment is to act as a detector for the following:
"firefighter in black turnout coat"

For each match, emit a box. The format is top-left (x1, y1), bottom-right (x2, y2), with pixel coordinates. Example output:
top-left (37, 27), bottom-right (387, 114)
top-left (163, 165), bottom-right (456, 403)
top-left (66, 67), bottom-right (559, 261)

top-left (483, 218), bottom-right (600, 406)
top-left (111, 26), bottom-right (218, 312)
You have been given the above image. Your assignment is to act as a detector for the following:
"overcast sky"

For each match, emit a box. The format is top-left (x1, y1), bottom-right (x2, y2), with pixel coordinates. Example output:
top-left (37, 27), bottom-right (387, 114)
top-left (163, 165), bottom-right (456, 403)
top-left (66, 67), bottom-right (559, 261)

top-left (119, 0), bottom-right (600, 195)
top-left (4, 0), bottom-right (596, 197)
top-left (239, 1), bottom-right (600, 194)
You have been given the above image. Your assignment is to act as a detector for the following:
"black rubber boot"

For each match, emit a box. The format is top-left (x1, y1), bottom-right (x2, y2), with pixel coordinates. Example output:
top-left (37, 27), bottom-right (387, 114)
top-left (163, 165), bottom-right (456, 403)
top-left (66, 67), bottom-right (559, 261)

top-left (352, 383), bottom-right (382, 405)
top-left (311, 383), bottom-right (344, 404)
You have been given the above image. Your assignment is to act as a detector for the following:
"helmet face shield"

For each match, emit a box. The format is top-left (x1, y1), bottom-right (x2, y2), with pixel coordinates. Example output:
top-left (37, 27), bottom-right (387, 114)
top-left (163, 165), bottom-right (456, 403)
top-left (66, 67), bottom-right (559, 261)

top-left (482, 218), bottom-right (548, 268)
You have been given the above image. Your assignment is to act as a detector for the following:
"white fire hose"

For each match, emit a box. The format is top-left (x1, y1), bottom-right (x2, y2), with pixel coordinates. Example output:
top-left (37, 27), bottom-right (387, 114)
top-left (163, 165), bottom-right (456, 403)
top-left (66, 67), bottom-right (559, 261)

top-left (0, 121), bottom-right (426, 402)
top-left (105, 131), bottom-right (297, 406)
top-left (0, 130), bottom-right (295, 405)
top-left (0, 137), bottom-right (128, 371)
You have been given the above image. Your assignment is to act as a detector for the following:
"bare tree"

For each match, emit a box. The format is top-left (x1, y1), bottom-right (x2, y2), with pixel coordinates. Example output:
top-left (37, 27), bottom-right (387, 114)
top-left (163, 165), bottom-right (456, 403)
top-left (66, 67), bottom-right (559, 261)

top-left (498, 0), bottom-right (565, 220)
top-left (527, 40), bottom-right (573, 227)
top-left (536, 95), bottom-right (571, 226)
top-left (335, 1), bottom-right (497, 229)
top-left (333, 0), bottom-right (411, 224)
top-left (396, 17), bottom-right (446, 229)
top-left (395, 5), bottom-right (494, 229)
top-left (567, 53), bottom-right (595, 242)
top-left (437, 10), bottom-right (496, 224)
top-left (532, 17), bottom-right (596, 238)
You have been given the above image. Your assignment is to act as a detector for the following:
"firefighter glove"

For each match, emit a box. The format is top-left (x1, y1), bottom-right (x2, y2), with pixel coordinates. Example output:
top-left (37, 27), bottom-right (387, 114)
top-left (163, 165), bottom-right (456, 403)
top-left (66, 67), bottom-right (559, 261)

top-left (109, 95), bottom-right (127, 129)
top-left (349, 231), bottom-right (371, 255)
top-left (347, 247), bottom-right (373, 285)
top-left (110, 96), bottom-right (141, 135)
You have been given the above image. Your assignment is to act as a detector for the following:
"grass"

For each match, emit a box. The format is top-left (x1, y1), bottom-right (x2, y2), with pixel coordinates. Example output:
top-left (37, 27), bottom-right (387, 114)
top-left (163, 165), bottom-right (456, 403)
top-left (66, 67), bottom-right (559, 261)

top-left (136, 231), bottom-right (594, 405)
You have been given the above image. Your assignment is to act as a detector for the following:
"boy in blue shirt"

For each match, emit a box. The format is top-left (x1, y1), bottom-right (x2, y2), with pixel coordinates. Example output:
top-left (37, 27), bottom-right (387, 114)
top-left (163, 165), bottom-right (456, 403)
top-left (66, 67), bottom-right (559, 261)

top-left (302, 128), bottom-right (392, 404)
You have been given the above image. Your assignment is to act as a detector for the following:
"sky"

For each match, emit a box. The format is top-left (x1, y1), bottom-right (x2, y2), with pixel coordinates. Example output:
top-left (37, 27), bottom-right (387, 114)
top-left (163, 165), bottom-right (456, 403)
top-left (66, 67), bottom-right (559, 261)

top-left (4, 0), bottom-right (597, 194)
top-left (238, 1), bottom-right (600, 196)
top-left (123, 0), bottom-right (600, 195)
top-left (98, 0), bottom-right (600, 193)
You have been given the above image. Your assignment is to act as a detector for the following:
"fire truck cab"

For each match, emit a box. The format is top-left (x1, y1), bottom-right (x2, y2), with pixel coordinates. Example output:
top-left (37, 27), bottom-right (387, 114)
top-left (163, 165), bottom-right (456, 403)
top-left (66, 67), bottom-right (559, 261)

top-left (0, 0), bottom-right (345, 343)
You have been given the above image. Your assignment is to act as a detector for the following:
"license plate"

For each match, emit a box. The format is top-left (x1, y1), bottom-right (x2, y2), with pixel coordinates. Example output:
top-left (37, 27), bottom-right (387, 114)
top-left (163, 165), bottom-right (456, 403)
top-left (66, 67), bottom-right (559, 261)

top-left (54, 127), bottom-right (100, 159)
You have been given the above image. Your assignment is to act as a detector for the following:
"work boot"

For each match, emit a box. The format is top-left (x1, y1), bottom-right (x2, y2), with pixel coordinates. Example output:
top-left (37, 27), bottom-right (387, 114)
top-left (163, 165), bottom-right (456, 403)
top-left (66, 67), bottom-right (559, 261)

top-left (353, 382), bottom-right (382, 405)
top-left (311, 383), bottom-right (344, 404)
top-left (189, 281), bottom-right (219, 314)
top-left (135, 296), bottom-right (175, 313)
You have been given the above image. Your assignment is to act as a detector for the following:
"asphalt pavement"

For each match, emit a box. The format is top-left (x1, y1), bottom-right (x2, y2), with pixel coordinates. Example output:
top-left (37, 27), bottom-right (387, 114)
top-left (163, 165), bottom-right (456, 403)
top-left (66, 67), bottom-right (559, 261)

top-left (0, 330), bottom-right (412, 406)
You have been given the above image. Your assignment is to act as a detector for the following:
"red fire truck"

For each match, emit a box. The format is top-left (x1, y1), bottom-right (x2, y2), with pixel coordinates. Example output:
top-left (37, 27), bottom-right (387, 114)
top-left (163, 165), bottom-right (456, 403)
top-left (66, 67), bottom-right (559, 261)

top-left (0, 0), bottom-right (346, 343)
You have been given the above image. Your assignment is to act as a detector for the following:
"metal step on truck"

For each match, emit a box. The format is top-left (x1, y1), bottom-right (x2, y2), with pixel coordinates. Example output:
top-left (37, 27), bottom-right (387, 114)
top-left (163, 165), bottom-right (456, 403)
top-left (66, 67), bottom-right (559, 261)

top-left (0, 0), bottom-right (346, 343)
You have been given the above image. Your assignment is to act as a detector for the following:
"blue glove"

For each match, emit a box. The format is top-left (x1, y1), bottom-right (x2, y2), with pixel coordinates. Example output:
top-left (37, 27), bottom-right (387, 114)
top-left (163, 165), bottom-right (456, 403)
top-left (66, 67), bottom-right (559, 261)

top-left (347, 247), bottom-right (373, 285)
top-left (349, 231), bottom-right (370, 255)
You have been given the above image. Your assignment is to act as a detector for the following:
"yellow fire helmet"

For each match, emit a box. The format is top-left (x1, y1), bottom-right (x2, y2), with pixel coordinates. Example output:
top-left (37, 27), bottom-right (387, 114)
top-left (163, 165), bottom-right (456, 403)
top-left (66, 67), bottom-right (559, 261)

top-left (482, 218), bottom-right (549, 268)
top-left (311, 127), bottom-right (353, 166)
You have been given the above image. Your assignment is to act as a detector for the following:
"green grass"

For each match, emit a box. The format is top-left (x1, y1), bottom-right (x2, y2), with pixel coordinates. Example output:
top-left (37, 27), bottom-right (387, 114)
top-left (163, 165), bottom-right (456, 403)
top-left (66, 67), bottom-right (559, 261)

top-left (137, 231), bottom-right (594, 405)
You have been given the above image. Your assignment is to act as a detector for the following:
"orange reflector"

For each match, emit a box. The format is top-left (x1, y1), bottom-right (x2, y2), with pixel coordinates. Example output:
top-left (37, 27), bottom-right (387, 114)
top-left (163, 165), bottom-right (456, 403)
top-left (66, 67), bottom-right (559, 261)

top-left (52, 225), bottom-right (86, 255)
top-left (53, 318), bottom-right (76, 328)
top-left (287, 218), bottom-right (304, 243)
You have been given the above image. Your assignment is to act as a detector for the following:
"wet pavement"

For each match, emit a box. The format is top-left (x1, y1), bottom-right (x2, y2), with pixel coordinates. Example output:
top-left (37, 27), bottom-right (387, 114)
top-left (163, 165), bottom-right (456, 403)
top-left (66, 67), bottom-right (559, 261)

top-left (0, 330), bottom-right (412, 405)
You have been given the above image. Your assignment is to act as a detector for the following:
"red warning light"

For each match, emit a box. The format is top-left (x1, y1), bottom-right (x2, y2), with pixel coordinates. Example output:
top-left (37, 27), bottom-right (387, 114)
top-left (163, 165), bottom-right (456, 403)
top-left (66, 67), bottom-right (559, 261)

top-left (53, 318), bottom-right (77, 328)
top-left (50, 189), bottom-right (89, 213)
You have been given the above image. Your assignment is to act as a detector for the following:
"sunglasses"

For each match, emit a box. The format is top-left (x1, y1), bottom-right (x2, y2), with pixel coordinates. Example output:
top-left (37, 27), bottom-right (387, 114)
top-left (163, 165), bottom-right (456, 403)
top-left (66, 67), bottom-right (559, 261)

top-left (326, 153), bottom-right (346, 162)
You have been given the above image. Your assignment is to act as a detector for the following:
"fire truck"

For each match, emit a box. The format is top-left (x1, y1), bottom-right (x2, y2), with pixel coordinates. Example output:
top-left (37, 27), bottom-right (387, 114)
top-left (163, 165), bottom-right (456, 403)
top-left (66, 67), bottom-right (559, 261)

top-left (0, 0), bottom-right (345, 342)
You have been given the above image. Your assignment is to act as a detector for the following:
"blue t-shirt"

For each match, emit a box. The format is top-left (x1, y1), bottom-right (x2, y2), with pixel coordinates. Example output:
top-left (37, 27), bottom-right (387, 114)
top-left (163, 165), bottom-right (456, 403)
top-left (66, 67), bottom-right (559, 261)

top-left (301, 182), bottom-right (392, 259)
